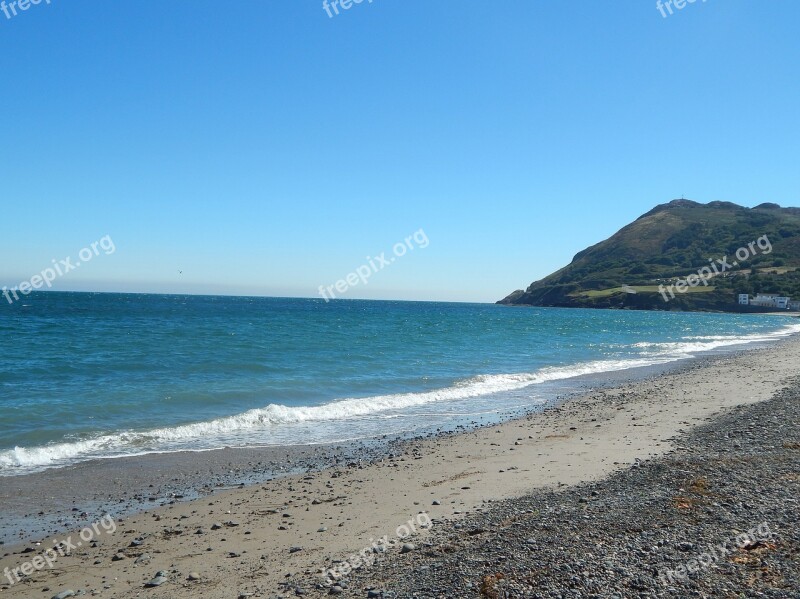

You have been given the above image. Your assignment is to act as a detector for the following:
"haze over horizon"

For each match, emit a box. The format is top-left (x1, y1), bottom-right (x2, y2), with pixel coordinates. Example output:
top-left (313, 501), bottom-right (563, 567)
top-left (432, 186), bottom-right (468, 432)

top-left (2, 1), bottom-right (799, 302)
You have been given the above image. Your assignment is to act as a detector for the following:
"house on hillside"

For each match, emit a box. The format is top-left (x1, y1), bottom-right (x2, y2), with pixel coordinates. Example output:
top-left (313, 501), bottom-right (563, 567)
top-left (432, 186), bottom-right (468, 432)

top-left (750, 294), bottom-right (791, 309)
top-left (739, 293), bottom-right (793, 310)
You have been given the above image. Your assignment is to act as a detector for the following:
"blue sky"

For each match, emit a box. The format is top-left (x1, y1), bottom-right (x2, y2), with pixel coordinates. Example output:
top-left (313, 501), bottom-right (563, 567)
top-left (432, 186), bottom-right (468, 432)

top-left (1, 0), bottom-right (798, 302)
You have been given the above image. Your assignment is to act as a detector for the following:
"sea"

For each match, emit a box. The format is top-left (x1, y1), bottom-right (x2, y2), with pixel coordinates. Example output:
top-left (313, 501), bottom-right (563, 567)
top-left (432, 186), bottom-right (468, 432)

top-left (2, 292), bottom-right (798, 477)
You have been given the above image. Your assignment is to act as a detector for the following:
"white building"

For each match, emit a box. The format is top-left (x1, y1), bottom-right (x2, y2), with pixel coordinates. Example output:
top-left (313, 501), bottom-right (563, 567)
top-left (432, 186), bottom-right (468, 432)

top-left (790, 300), bottom-right (800, 311)
top-left (748, 294), bottom-right (792, 309)
top-left (738, 294), bottom-right (750, 305)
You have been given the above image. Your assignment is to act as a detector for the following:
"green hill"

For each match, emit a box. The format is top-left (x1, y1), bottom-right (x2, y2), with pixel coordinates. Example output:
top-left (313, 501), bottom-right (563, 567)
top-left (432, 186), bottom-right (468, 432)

top-left (499, 200), bottom-right (800, 312)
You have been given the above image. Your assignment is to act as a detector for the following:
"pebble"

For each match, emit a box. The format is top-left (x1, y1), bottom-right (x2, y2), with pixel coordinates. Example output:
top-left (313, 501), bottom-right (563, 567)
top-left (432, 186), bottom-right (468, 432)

top-left (144, 572), bottom-right (168, 587)
top-left (295, 379), bottom-right (800, 598)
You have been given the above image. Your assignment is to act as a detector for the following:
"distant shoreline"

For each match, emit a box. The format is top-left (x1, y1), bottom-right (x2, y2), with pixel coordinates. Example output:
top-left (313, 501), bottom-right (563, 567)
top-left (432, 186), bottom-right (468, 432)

top-left (498, 301), bottom-right (800, 315)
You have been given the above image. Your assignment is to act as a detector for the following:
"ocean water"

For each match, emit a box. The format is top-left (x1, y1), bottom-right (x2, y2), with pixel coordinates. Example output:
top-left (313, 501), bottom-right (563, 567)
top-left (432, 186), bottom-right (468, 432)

top-left (1, 292), bottom-right (798, 476)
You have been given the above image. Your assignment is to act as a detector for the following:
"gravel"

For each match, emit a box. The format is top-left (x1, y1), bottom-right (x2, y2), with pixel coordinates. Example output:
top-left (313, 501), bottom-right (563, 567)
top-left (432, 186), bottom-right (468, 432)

top-left (300, 376), bottom-right (800, 598)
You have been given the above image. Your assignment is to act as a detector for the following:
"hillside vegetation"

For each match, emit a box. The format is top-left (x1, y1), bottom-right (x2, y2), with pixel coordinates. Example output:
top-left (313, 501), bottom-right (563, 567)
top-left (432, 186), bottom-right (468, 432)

top-left (499, 200), bottom-right (800, 311)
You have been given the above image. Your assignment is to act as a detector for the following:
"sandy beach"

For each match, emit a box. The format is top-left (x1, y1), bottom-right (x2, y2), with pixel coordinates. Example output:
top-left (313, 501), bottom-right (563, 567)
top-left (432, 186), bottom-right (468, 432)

top-left (2, 335), bottom-right (799, 598)
top-left (5, 1), bottom-right (800, 596)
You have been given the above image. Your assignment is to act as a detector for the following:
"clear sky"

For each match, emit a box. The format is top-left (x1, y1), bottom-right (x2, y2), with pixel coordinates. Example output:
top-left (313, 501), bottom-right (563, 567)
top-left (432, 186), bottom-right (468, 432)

top-left (1, 0), bottom-right (798, 303)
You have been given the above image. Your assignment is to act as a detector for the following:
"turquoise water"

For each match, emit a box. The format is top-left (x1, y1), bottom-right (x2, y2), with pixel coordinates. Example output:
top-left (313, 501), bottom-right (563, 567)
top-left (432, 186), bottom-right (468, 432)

top-left (1, 292), bottom-right (798, 475)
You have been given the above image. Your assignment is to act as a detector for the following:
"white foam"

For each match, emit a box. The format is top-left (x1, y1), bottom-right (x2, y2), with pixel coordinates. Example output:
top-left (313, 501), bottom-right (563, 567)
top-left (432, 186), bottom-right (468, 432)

top-left (0, 357), bottom-right (678, 472)
top-left (635, 322), bottom-right (800, 355)
top-left (3, 321), bottom-right (798, 474)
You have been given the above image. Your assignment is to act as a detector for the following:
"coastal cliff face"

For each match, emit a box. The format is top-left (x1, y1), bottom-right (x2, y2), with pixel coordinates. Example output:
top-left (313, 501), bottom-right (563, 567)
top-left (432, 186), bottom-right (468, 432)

top-left (499, 200), bottom-right (800, 311)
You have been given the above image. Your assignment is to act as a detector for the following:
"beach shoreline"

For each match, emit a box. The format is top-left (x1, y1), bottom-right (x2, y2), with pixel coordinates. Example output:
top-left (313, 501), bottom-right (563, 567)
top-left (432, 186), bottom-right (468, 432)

top-left (1, 330), bottom-right (795, 548)
top-left (321, 362), bottom-right (800, 598)
top-left (2, 334), bottom-right (799, 597)
top-left (0, 348), bottom-right (705, 546)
